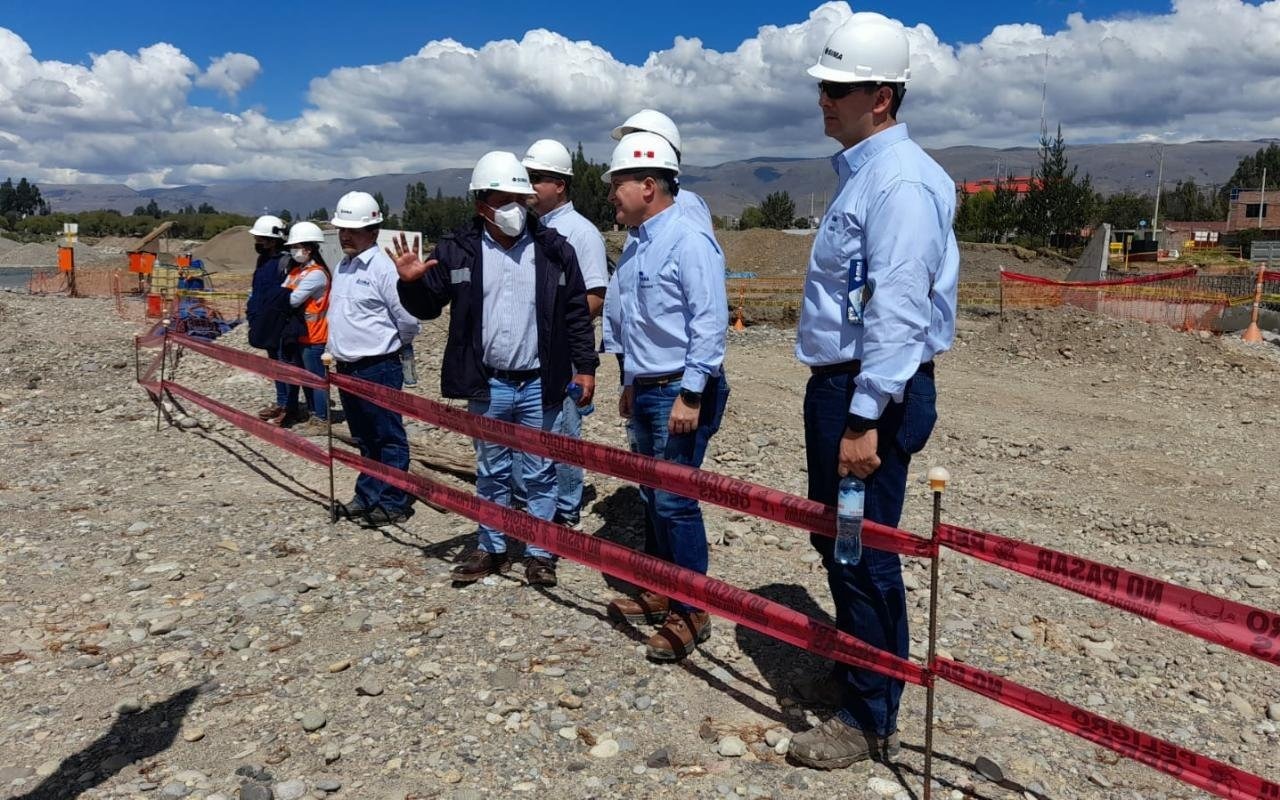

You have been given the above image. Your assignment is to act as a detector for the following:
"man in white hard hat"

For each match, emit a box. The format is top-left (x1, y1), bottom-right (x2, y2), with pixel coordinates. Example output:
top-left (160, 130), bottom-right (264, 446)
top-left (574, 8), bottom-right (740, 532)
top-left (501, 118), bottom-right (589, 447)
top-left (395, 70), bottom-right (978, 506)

top-left (611, 109), bottom-right (715, 235)
top-left (244, 214), bottom-right (299, 425)
top-left (391, 151), bottom-right (598, 589)
top-left (520, 138), bottom-right (609, 529)
top-left (787, 12), bottom-right (958, 770)
top-left (600, 132), bottom-right (729, 662)
top-left (327, 190), bottom-right (421, 528)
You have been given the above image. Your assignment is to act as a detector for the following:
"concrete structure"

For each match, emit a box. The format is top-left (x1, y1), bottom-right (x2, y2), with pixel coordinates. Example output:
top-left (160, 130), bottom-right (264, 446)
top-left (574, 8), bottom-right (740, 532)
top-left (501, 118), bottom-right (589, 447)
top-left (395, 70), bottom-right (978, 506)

top-left (1227, 189), bottom-right (1279, 231)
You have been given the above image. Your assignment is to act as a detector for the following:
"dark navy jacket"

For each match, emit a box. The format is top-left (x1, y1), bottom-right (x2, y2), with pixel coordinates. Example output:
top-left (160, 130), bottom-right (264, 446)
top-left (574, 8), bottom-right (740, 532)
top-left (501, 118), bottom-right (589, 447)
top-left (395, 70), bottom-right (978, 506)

top-left (245, 250), bottom-right (299, 351)
top-left (397, 217), bottom-right (599, 407)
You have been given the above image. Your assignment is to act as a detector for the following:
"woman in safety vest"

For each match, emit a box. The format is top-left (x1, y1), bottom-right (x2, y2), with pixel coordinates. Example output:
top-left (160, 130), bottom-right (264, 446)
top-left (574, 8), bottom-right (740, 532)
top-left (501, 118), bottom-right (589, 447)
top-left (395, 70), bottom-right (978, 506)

top-left (278, 221), bottom-right (331, 428)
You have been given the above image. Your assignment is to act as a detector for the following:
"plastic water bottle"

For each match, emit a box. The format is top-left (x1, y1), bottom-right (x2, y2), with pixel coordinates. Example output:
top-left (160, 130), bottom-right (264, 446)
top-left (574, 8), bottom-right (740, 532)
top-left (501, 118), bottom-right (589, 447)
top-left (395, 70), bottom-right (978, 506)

top-left (834, 475), bottom-right (864, 565)
top-left (400, 345), bottom-right (418, 387)
top-left (566, 381), bottom-right (595, 416)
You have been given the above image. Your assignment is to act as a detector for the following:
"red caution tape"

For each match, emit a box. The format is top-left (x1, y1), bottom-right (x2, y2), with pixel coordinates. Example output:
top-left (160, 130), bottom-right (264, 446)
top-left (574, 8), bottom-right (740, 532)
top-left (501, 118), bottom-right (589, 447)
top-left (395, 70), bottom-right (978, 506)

top-left (938, 524), bottom-right (1280, 667)
top-left (164, 381), bottom-right (330, 467)
top-left (1001, 267), bottom-right (1197, 287)
top-left (333, 446), bottom-right (926, 686)
top-left (330, 373), bottom-right (933, 558)
top-left (935, 658), bottom-right (1279, 800)
top-left (170, 332), bottom-right (326, 390)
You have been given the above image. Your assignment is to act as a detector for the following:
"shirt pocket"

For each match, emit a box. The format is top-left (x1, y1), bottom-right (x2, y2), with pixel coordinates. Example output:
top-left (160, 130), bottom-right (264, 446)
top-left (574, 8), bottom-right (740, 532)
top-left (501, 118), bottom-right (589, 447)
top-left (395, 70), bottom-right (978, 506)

top-left (639, 260), bottom-right (681, 312)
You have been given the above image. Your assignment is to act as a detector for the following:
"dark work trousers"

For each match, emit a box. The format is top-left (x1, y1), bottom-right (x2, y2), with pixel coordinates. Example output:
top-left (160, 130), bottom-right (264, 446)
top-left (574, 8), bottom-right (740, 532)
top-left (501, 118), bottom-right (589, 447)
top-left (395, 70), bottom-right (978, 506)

top-left (804, 366), bottom-right (937, 736)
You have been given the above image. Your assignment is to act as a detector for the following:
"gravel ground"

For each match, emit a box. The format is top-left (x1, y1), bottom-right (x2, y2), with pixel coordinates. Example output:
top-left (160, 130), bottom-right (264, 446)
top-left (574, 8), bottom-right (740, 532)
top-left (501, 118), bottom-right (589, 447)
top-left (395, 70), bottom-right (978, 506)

top-left (0, 291), bottom-right (1277, 800)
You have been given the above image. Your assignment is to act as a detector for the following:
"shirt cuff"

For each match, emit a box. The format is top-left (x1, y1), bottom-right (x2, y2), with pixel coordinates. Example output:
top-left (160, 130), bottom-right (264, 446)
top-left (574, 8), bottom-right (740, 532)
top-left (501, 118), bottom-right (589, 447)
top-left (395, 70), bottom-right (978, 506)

top-left (680, 369), bottom-right (708, 393)
top-left (849, 388), bottom-right (889, 420)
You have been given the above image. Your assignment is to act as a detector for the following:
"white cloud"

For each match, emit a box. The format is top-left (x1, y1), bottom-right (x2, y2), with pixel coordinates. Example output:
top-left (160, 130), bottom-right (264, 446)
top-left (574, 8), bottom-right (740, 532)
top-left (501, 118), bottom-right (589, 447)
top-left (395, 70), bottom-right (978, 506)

top-left (195, 52), bottom-right (261, 101)
top-left (1, 0), bottom-right (1279, 187)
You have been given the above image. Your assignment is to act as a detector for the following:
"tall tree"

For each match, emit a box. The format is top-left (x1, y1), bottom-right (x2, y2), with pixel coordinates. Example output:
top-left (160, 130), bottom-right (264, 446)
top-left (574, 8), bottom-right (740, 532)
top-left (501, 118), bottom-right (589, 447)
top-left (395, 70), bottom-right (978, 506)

top-left (759, 191), bottom-right (796, 229)
top-left (1221, 143), bottom-right (1280, 203)
top-left (569, 143), bottom-right (613, 229)
top-left (1019, 125), bottom-right (1093, 245)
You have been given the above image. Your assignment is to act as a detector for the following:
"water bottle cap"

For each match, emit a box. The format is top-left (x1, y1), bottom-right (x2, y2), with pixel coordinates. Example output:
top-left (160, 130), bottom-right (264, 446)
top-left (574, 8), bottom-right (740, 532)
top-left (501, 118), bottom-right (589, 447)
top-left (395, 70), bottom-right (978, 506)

top-left (927, 466), bottom-right (950, 491)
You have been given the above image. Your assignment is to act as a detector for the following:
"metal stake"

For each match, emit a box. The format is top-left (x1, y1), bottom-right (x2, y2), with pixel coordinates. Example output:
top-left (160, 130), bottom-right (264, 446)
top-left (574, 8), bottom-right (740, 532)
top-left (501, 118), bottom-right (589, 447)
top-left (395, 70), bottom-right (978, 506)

top-left (922, 466), bottom-right (951, 800)
top-left (323, 352), bottom-right (337, 523)
top-left (155, 321), bottom-right (170, 432)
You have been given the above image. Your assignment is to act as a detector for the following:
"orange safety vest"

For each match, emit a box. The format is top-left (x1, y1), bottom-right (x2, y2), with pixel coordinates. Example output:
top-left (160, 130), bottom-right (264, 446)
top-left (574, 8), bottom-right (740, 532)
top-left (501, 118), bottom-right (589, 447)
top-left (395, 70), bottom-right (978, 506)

top-left (284, 262), bottom-right (330, 345)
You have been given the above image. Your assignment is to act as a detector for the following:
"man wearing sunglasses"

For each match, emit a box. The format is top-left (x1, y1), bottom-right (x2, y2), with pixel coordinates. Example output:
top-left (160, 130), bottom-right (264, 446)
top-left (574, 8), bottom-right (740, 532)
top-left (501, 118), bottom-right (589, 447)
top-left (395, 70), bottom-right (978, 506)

top-left (788, 12), bottom-right (959, 771)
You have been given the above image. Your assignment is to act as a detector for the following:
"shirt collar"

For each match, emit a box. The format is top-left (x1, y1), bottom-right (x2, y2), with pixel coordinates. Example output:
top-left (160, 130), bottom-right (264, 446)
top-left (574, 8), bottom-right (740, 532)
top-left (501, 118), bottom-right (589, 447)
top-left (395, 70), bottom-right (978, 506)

top-left (633, 203), bottom-right (678, 243)
top-left (481, 226), bottom-right (531, 251)
top-left (343, 244), bottom-right (379, 268)
top-left (539, 201), bottom-right (574, 226)
top-left (831, 124), bottom-right (910, 179)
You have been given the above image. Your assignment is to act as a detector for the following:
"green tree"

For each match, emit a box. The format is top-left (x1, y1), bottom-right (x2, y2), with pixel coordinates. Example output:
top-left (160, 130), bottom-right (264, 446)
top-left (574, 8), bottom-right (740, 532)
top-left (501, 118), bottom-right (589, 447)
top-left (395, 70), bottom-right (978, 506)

top-left (144, 198), bottom-right (162, 218)
top-left (197, 202), bottom-right (218, 214)
top-left (308, 207), bottom-right (328, 221)
top-left (569, 143), bottom-right (613, 229)
top-left (737, 206), bottom-right (765, 230)
top-left (1093, 191), bottom-right (1154, 230)
top-left (990, 178), bottom-right (1023, 243)
top-left (1019, 125), bottom-right (1093, 246)
top-left (0, 176), bottom-right (49, 218)
top-left (373, 191), bottom-right (390, 221)
top-left (759, 191), bottom-right (796, 229)
top-left (279, 209), bottom-right (293, 225)
top-left (1160, 180), bottom-right (1226, 222)
top-left (1221, 143), bottom-right (1280, 204)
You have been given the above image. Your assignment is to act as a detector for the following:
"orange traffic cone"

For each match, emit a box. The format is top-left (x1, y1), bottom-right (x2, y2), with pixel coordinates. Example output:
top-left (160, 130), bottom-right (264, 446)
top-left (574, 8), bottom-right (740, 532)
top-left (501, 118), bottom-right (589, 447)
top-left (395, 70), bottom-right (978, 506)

top-left (1242, 264), bottom-right (1265, 343)
top-left (732, 306), bottom-right (746, 331)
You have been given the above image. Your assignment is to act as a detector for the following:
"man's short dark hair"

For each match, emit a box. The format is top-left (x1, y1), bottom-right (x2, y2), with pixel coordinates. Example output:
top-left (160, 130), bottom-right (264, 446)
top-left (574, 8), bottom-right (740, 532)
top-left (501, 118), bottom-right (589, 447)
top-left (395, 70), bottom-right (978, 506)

top-left (884, 83), bottom-right (905, 118)
top-left (615, 169), bottom-right (678, 198)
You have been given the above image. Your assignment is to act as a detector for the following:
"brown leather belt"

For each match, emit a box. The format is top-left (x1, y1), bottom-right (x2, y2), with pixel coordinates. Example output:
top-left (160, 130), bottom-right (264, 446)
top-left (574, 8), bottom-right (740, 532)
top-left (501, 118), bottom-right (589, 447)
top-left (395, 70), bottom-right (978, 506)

top-left (633, 370), bottom-right (684, 387)
top-left (489, 367), bottom-right (540, 382)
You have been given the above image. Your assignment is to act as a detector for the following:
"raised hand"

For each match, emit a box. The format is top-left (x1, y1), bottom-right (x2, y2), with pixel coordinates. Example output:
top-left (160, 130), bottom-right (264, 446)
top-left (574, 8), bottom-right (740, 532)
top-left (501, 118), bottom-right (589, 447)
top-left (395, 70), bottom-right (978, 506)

top-left (386, 231), bottom-right (437, 282)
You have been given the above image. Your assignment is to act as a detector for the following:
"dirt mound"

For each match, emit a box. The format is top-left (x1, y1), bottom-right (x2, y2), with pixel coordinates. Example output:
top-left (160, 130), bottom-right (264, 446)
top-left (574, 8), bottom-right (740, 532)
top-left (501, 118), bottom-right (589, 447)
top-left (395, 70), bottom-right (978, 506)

top-left (0, 237), bottom-right (21, 255)
top-left (192, 225), bottom-right (256, 273)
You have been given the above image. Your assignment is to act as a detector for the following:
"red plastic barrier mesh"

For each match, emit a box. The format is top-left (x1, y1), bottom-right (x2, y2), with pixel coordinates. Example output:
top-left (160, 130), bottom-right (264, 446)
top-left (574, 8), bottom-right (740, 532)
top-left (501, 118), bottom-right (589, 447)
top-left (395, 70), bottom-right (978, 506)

top-left (170, 332), bottom-right (326, 390)
top-left (938, 524), bottom-right (1280, 667)
top-left (164, 381), bottom-right (330, 466)
top-left (333, 446), bottom-right (926, 686)
top-left (1002, 268), bottom-right (1198, 287)
top-left (936, 659), bottom-right (1278, 800)
top-left (330, 373), bottom-right (933, 558)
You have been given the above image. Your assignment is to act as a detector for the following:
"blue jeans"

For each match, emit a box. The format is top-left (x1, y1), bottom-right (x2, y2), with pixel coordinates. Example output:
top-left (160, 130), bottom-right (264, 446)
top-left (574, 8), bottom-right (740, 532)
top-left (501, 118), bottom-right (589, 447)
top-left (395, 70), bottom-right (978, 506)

top-left (468, 377), bottom-right (556, 560)
top-left (551, 395), bottom-right (584, 523)
top-left (300, 343), bottom-right (328, 419)
top-left (804, 368), bottom-right (937, 737)
top-left (336, 355), bottom-right (412, 513)
top-left (281, 342), bottom-right (327, 419)
top-left (271, 345), bottom-right (292, 410)
top-left (628, 375), bottom-right (729, 612)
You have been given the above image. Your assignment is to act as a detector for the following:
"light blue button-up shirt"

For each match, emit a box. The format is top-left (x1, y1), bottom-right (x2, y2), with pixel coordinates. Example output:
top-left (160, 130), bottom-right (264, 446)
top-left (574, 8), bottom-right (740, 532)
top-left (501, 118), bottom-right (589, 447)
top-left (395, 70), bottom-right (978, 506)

top-left (675, 187), bottom-right (715, 237)
top-left (328, 245), bottom-right (420, 362)
top-left (796, 124), bottom-right (959, 420)
top-left (539, 201), bottom-right (608, 291)
top-left (604, 203), bottom-right (727, 391)
top-left (480, 228), bottom-right (540, 371)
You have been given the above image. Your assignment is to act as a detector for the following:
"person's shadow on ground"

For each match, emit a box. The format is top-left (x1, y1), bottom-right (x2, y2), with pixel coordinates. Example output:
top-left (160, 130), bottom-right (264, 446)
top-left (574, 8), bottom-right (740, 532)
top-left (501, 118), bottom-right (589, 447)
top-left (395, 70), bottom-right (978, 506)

top-left (588, 485), bottom-right (648, 594)
top-left (12, 684), bottom-right (201, 800)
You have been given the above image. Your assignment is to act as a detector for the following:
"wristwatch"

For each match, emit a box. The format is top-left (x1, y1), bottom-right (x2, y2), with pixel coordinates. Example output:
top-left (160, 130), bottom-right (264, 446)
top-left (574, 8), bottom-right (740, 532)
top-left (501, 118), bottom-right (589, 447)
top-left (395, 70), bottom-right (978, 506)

top-left (845, 413), bottom-right (877, 433)
top-left (679, 388), bottom-right (702, 407)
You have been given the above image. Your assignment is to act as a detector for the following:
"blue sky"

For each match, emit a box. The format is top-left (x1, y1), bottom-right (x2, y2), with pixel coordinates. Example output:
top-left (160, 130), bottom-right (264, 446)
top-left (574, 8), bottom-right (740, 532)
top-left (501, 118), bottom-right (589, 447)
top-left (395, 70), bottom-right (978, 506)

top-left (0, 0), bottom-right (1276, 185)
top-left (5, 0), bottom-right (1182, 118)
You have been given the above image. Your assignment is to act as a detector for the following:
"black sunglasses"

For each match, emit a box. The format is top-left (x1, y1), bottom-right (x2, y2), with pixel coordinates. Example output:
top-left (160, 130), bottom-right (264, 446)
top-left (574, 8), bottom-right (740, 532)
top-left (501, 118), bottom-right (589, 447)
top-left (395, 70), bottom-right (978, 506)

top-left (817, 81), bottom-right (879, 100)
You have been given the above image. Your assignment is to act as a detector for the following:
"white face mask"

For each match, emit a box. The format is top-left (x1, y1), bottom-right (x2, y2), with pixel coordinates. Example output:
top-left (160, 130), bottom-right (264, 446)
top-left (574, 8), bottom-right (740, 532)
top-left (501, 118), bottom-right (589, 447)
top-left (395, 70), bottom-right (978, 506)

top-left (290, 247), bottom-right (310, 263)
top-left (487, 201), bottom-right (527, 237)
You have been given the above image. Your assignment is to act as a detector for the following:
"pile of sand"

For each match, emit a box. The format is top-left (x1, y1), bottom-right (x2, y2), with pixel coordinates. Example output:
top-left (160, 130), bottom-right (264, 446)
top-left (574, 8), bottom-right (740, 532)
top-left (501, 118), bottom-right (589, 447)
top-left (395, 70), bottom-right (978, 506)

top-left (0, 237), bottom-right (21, 255)
top-left (192, 226), bottom-right (256, 273)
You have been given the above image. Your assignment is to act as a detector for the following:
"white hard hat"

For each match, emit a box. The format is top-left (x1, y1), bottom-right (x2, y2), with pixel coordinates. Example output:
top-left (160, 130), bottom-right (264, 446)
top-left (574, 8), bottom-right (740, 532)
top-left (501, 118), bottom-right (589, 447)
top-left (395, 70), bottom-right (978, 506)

top-left (469, 151), bottom-right (535, 195)
top-left (808, 12), bottom-right (911, 84)
top-left (285, 221), bottom-right (325, 246)
top-left (249, 215), bottom-right (286, 238)
top-left (330, 191), bottom-right (383, 229)
top-left (521, 139), bottom-right (574, 177)
top-left (611, 109), bottom-right (682, 158)
top-left (601, 132), bottom-right (681, 184)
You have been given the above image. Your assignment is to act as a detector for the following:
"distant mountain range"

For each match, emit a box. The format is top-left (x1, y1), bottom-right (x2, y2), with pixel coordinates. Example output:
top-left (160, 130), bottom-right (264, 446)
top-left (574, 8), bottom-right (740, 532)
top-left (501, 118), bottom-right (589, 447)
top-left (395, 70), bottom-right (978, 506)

top-left (38, 139), bottom-right (1276, 219)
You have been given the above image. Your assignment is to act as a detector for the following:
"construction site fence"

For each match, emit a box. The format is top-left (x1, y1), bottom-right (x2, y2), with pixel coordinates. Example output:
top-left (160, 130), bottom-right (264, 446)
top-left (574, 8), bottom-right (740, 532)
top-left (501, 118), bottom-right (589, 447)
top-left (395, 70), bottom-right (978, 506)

top-left (999, 267), bottom-right (1280, 332)
top-left (133, 329), bottom-right (1280, 800)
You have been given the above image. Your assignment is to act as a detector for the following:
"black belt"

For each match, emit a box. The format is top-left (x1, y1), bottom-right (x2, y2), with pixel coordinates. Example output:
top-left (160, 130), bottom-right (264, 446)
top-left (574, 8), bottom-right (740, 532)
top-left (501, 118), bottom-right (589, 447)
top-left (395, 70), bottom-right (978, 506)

top-left (335, 350), bottom-right (400, 372)
top-left (488, 367), bottom-right (540, 382)
top-left (633, 370), bottom-right (684, 387)
top-left (809, 360), bottom-right (934, 378)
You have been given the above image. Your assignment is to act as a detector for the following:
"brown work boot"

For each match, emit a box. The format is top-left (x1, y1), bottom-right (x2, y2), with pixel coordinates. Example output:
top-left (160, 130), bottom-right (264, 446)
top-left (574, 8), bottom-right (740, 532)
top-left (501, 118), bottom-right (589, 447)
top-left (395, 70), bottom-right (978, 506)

top-left (787, 716), bottom-right (900, 770)
top-left (790, 669), bottom-right (846, 707)
top-left (645, 610), bottom-right (711, 661)
top-left (256, 403), bottom-right (284, 420)
top-left (607, 591), bottom-right (670, 625)
top-left (451, 550), bottom-right (510, 584)
top-left (524, 557), bottom-right (557, 587)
